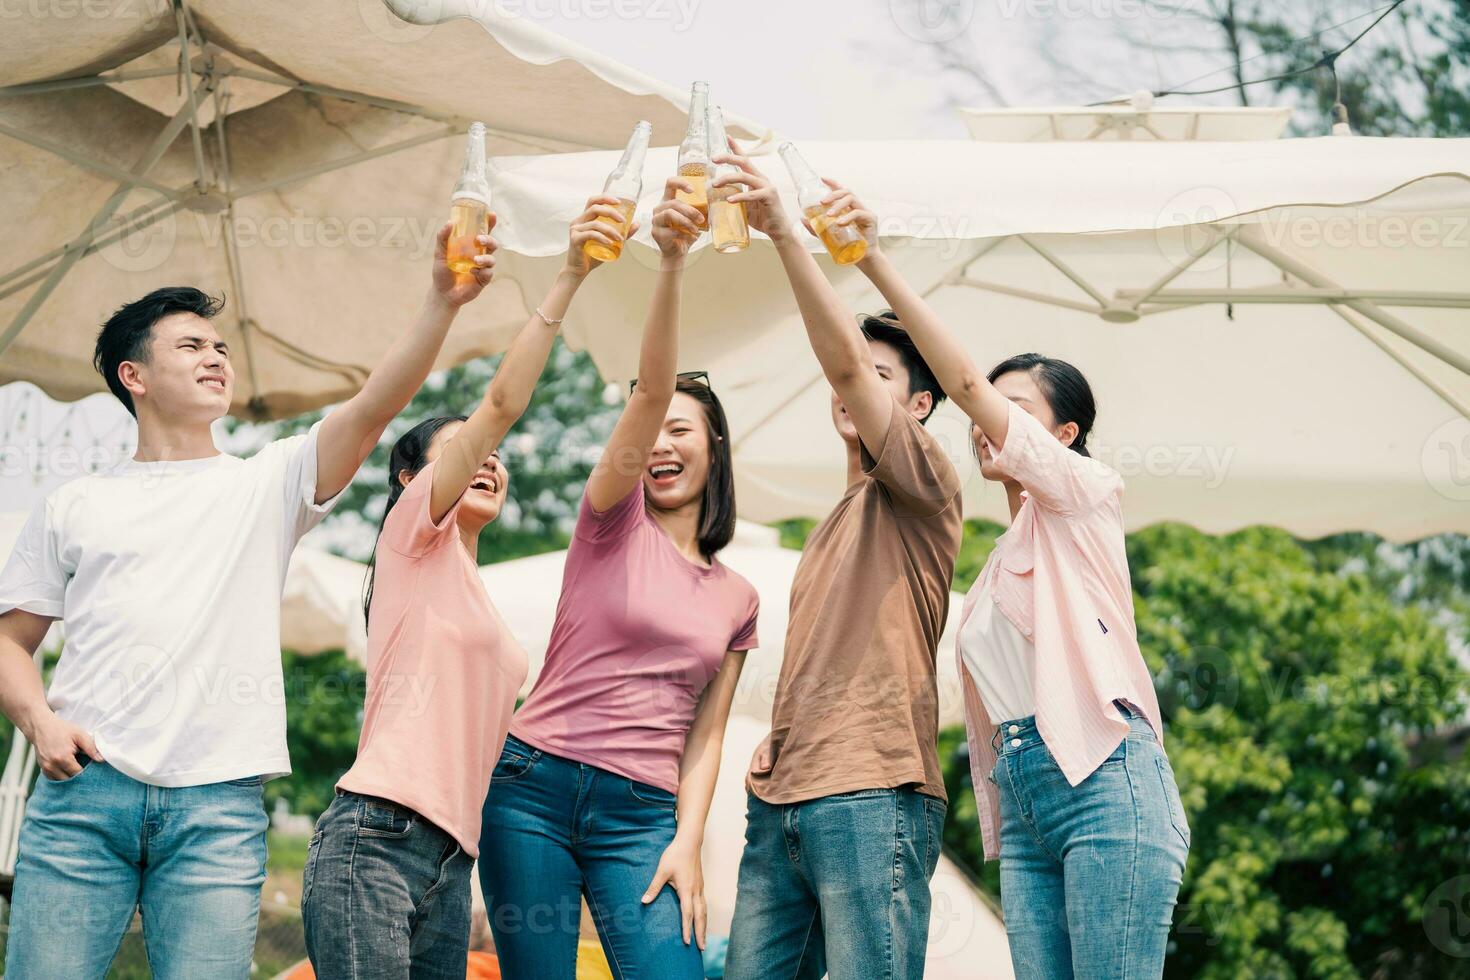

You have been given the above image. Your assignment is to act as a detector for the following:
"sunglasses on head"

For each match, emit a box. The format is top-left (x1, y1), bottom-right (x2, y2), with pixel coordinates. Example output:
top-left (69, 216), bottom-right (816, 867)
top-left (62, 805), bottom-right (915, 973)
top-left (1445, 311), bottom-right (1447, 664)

top-left (628, 370), bottom-right (710, 394)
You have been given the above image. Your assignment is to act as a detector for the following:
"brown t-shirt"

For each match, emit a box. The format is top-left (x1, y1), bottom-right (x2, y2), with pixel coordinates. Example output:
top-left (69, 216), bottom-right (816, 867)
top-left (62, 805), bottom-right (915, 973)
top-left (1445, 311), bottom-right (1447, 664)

top-left (748, 399), bottom-right (963, 804)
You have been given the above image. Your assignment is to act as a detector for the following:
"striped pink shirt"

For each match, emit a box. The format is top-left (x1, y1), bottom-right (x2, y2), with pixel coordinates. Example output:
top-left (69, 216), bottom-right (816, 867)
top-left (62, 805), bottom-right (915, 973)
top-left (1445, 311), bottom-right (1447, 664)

top-left (959, 400), bottom-right (1165, 862)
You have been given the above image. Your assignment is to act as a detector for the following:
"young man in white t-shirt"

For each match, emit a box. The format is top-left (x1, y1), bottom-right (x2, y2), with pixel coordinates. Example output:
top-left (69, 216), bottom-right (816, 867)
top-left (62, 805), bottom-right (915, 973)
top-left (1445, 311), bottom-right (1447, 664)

top-left (0, 223), bottom-right (498, 979)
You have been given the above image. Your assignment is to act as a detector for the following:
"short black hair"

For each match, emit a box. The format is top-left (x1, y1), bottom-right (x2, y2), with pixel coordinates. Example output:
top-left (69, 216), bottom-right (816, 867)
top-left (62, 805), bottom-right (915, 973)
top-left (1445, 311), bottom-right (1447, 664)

top-left (93, 287), bottom-right (225, 417)
top-left (859, 310), bottom-right (945, 423)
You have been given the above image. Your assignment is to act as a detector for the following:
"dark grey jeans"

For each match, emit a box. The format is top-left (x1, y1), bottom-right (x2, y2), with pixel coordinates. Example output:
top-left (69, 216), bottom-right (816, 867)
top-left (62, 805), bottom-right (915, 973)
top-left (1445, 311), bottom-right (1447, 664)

top-left (301, 790), bottom-right (473, 979)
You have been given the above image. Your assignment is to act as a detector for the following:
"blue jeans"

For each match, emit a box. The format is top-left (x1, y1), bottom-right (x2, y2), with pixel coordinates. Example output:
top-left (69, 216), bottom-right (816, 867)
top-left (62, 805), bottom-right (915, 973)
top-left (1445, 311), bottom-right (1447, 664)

top-left (992, 710), bottom-right (1190, 979)
top-left (301, 790), bottom-right (474, 979)
top-left (477, 734), bottom-right (705, 980)
top-left (4, 761), bottom-right (268, 980)
top-left (723, 786), bottom-right (948, 980)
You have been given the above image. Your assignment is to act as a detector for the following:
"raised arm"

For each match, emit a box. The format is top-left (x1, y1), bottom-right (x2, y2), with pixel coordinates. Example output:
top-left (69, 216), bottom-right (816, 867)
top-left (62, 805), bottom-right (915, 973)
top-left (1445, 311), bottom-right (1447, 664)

top-left (429, 198), bottom-right (632, 522)
top-left (585, 176), bottom-right (701, 512)
top-left (826, 179), bottom-right (1013, 447)
top-left (0, 610), bottom-right (101, 780)
top-left (717, 148), bottom-right (894, 457)
top-left (314, 219), bottom-right (501, 504)
top-left (641, 649), bottom-right (750, 950)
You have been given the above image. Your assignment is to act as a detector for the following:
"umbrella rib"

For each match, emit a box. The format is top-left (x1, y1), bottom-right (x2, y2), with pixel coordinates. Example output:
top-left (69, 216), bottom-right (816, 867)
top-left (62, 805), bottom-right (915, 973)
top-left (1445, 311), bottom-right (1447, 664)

top-left (0, 68), bottom-right (179, 98)
top-left (0, 199), bottom-right (185, 304)
top-left (0, 122), bottom-right (182, 200)
top-left (221, 68), bottom-right (591, 155)
top-left (173, 0), bottom-right (211, 194)
top-left (1235, 227), bottom-right (1470, 378)
top-left (1329, 305), bottom-right (1470, 421)
top-left (1118, 225), bottom-right (1238, 311)
top-left (229, 126), bottom-right (460, 200)
top-left (1014, 235), bottom-right (1107, 309)
top-left (0, 79), bottom-right (210, 358)
top-left (210, 79), bottom-right (265, 408)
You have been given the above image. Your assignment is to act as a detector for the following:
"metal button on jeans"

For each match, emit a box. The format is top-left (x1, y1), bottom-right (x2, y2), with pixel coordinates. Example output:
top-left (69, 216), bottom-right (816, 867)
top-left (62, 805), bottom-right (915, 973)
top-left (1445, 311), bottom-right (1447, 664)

top-left (1011, 738), bottom-right (1022, 748)
top-left (1008, 724), bottom-right (1020, 734)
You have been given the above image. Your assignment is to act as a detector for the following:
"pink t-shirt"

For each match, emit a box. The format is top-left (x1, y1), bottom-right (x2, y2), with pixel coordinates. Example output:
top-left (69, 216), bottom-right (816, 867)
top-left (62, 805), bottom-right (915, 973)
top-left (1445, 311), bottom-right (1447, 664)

top-left (510, 484), bottom-right (760, 794)
top-left (337, 460), bottom-right (528, 857)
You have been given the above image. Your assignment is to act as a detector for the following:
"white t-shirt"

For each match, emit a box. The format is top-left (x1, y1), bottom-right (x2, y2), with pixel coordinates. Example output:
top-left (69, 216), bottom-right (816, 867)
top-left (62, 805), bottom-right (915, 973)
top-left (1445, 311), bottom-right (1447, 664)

top-left (959, 579), bottom-right (1037, 724)
top-left (0, 423), bottom-right (341, 787)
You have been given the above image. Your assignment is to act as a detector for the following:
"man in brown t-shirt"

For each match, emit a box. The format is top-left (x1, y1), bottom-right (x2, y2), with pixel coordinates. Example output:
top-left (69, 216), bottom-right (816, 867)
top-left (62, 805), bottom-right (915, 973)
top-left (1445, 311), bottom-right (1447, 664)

top-left (720, 152), bottom-right (963, 980)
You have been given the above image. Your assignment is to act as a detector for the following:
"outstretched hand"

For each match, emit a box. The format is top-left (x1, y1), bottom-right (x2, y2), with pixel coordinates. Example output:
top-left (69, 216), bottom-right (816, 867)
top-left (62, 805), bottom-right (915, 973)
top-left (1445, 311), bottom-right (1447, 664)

top-left (567, 195), bottom-right (639, 277)
top-left (812, 177), bottom-right (879, 260)
top-left (431, 216), bottom-right (499, 307)
top-left (713, 138), bottom-right (791, 241)
top-left (651, 176), bottom-right (704, 259)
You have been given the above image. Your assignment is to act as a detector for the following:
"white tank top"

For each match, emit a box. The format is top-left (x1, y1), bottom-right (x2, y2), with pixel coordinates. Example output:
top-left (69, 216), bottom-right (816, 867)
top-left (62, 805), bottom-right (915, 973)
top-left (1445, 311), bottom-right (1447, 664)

top-left (960, 580), bottom-right (1036, 723)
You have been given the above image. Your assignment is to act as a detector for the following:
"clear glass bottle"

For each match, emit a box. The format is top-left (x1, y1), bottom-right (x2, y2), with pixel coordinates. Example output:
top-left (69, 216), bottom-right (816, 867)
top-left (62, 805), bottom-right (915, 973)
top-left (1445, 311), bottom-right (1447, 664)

top-left (585, 120), bottom-right (652, 263)
top-left (676, 81), bottom-right (711, 222)
top-left (706, 105), bottom-right (749, 253)
top-left (778, 140), bottom-right (867, 265)
top-left (446, 122), bottom-right (492, 275)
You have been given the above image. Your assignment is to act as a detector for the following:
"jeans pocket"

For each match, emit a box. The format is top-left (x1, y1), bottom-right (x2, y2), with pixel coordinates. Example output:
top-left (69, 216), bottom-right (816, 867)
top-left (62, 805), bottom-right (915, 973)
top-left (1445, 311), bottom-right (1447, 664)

top-left (627, 779), bottom-right (677, 810)
top-left (490, 744), bottom-right (537, 783)
top-left (922, 798), bottom-right (947, 878)
top-left (224, 775), bottom-right (264, 788)
top-left (302, 830), bottom-right (324, 907)
top-left (357, 799), bottom-right (415, 838)
top-left (1155, 756), bottom-right (1191, 849)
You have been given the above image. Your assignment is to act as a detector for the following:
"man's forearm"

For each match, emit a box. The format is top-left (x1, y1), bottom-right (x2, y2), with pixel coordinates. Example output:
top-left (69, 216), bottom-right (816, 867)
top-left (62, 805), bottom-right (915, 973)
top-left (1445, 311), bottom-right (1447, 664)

top-left (0, 639), bottom-right (51, 741)
top-left (773, 234), bottom-right (869, 384)
top-left (353, 288), bottom-right (459, 429)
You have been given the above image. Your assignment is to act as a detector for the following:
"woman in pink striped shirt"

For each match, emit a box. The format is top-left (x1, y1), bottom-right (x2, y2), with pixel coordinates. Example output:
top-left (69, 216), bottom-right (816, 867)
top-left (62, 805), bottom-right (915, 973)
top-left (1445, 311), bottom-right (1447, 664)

top-left (828, 182), bottom-right (1191, 979)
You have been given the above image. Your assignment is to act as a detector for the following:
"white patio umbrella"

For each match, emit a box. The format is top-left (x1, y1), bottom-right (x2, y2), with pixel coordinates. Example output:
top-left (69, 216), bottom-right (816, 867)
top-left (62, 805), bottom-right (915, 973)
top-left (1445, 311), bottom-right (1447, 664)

top-left (477, 129), bottom-right (1470, 541)
top-left (0, 0), bottom-right (765, 417)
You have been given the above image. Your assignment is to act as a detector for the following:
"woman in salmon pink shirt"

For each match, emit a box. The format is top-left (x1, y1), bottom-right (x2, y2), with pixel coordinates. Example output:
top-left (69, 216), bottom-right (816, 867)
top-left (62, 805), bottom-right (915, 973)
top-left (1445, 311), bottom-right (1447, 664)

top-left (300, 198), bottom-right (629, 978)
top-left (477, 176), bottom-right (760, 979)
top-left (830, 182), bottom-right (1191, 979)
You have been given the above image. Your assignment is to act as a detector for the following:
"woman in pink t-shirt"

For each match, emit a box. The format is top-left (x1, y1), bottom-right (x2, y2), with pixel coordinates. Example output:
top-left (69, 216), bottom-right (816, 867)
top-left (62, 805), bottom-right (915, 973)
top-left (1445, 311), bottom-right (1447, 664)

top-left (478, 176), bottom-right (760, 979)
top-left (301, 199), bottom-right (634, 977)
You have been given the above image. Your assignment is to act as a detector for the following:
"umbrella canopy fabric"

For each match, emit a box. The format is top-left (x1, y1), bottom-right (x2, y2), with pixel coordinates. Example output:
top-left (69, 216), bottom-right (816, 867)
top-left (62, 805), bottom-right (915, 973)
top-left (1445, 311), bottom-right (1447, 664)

top-left (482, 135), bottom-right (1470, 541)
top-left (0, 0), bottom-right (765, 417)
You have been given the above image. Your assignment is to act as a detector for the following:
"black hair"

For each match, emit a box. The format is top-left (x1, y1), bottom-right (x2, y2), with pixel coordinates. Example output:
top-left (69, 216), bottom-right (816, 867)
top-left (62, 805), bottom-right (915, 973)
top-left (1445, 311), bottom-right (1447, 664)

top-left (859, 310), bottom-right (946, 423)
top-left (93, 287), bottom-right (225, 417)
top-left (673, 378), bottom-right (737, 559)
top-left (986, 353), bottom-right (1096, 457)
top-left (362, 415), bottom-right (468, 622)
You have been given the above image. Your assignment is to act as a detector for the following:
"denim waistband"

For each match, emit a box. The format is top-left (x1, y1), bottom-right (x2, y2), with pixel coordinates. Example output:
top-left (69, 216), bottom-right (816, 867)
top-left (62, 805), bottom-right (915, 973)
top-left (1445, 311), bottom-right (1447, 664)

top-left (990, 702), bottom-right (1152, 757)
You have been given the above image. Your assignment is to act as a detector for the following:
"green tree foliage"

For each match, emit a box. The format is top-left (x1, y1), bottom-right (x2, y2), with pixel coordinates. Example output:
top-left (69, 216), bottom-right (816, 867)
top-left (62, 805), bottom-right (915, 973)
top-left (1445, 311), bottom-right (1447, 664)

top-left (266, 650), bottom-right (367, 820)
top-left (936, 521), bottom-right (1470, 978)
top-left (235, 338), bottom-right (620, 565)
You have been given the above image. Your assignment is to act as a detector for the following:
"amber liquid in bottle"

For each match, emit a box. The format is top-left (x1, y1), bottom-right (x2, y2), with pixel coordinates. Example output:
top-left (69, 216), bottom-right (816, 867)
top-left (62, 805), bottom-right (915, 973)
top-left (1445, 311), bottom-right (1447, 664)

top-left (711, 193), bottom-right (749, 253)
top-left (584, 199), bottom-right (637, 263)
top-left (676, 163), bottom-right (709, 222)
top-left (805, 205), bottom-right (867, 265)
top-left (446, 198), bottom-right (490, 274)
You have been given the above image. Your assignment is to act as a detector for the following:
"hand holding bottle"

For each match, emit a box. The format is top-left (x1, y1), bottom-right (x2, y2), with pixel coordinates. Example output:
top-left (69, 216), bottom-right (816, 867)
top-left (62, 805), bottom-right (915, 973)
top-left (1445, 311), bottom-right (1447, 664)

top-left (567, 196), bottom-right (640, 277)
top-left (712, 142), bottom-right (791, 242)
top-left (652, 176), bottom-right (704, 259)
top-left (808, 177), bottom-right (880, 264)
top-left (431, 218), bottom-right (498, 307)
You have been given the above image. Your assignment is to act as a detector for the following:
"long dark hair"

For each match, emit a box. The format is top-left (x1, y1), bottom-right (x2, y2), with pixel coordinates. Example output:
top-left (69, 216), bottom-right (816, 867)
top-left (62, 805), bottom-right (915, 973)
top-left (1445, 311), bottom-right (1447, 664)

top-left (362, 415), bottom-right (467, 622)
top-left (987, 353), bottom-right (1096, 457)
top-left (674, 378), bottom-right (737, 559)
